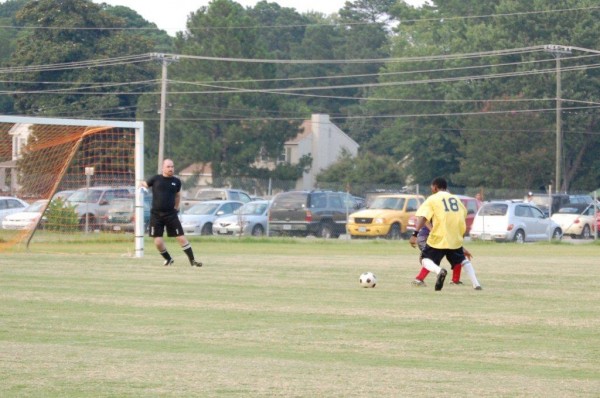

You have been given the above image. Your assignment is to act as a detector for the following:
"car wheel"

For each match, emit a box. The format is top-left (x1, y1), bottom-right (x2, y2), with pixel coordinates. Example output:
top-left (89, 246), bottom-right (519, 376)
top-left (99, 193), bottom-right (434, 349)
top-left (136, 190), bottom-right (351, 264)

top-left (386, 223), bottom-right (401, 240)
top-left (80, 215), bottom-right (95, 231)
top-left (513, 229), bottom-right (525, 243)
top-left (251, 224), bottom-right (265, 236)
top-left (551, 228), bottom-right (562, 241)
top-left (581, 225), bottom-right (591, 239)
top-left (200, 223), bottom-right (212, 235)
top-left (319, 223), bottom-right (334, 239)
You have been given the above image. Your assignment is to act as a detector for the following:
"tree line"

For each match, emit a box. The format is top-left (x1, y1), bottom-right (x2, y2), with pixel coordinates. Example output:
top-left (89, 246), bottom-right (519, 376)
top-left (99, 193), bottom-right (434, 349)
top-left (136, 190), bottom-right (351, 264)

top-left (1, 0), bottom-right (599, 193)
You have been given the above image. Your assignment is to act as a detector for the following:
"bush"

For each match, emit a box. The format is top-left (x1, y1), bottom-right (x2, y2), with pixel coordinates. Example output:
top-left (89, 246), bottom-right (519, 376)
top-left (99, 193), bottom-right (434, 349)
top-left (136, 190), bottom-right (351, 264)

top-left (44, 198), bottom-right (79, 232)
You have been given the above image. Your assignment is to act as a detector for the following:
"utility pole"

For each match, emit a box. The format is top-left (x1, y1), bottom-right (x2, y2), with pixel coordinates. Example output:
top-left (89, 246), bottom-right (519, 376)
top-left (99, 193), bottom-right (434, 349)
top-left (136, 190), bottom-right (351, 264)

top-left (543, 45), bottom-right (572, 192)
top-left (151, 53), bottom-right (179, 174)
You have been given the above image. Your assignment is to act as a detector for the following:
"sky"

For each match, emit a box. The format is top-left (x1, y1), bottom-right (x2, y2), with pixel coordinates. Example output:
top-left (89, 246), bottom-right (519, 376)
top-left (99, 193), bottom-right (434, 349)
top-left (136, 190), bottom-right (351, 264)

top-left (95, 0), bottom-right (426, 36)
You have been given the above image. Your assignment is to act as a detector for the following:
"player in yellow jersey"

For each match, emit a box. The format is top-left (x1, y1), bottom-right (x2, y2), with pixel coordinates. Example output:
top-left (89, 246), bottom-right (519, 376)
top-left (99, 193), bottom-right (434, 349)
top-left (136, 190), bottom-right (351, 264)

top-left (409, 177), bottom-right (477, 291)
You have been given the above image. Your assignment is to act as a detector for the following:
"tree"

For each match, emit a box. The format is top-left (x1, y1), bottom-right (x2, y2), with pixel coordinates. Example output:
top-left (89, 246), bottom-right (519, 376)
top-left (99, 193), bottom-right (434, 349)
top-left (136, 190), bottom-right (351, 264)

top-left (164, 0), bottom-right (310, 184)
top-left (368, 0), bottom-right (600, 190)
top-left (316, 149), bottom-right (407, 191)
top-left (8, 0), bottom-right (158, 119)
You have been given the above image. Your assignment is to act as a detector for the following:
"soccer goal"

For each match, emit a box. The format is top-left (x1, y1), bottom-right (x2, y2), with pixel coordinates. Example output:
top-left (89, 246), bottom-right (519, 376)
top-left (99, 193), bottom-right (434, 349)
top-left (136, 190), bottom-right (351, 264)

top-left (0, 116), bottom-right (145, 257)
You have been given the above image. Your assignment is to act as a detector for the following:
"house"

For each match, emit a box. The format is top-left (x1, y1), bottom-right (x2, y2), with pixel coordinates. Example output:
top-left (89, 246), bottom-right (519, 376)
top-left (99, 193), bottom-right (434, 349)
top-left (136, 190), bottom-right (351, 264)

top-left (176, 114), bottom-right (359, 194)
top-left (0, 123), bottom-right (32, 193)
top-left (178, 162), bottom-right (213, 196)
top-left (284, 114), bottom-right (359, 190)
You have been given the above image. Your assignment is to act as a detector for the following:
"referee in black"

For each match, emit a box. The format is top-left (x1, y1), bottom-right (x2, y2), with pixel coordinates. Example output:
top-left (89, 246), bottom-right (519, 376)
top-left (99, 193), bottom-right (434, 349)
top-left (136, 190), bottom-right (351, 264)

top-left (141, 159), bottom-right (202, 267)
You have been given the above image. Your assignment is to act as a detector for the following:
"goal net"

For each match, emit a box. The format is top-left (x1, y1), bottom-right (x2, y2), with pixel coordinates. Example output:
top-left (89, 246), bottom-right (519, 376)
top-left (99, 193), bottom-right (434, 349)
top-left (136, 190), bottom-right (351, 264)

top-left (0, 116), bottom-right (144, 256)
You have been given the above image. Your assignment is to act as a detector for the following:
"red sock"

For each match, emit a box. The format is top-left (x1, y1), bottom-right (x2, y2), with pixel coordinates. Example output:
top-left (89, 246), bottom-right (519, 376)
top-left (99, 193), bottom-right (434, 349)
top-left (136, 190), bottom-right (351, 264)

top-left (452, 264), bottom-right (462, 283)
top-left (416, 267), bottom-right (429, 281)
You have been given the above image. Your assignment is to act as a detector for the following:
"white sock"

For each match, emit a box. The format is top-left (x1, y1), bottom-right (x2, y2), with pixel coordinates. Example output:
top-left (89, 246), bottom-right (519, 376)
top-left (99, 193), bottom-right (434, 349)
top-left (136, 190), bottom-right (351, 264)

top-left (461, 260), bottom-right (480, 288)
top-left (422, 258), bottom-right (442, 274)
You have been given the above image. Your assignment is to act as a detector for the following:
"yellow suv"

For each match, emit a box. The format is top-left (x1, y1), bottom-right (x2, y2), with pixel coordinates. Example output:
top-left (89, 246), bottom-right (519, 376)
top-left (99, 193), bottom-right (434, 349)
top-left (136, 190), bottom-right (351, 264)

top-left (347, 194), bottom-right (424, 239)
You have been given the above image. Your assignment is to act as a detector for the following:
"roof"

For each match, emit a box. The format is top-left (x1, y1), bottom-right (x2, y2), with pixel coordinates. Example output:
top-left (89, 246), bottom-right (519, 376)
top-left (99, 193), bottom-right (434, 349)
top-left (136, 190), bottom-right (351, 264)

top-left (285, 120), bottom-right (312, 145)
top-left (179, 162), bottom-right (213, 176)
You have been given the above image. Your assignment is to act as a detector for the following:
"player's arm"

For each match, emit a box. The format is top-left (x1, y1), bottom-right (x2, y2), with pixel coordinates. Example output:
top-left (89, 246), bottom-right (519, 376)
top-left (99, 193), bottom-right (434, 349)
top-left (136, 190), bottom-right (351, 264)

top-left (409, 215), bottom-right (427, 248)
top-left (463, 246), bottom-right (473, 260)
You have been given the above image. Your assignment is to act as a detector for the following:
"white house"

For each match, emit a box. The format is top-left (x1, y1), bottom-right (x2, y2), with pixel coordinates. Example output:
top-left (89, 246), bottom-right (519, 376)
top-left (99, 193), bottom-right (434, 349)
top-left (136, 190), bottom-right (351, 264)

top-left (284, 114), bottom-right (359, 190)
top-left (0, 123), bottom-right (32, 193)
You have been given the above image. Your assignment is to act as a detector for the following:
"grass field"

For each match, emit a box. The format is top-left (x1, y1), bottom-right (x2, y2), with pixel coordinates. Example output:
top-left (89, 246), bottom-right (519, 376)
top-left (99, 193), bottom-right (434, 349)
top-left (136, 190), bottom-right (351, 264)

top-left (1, 237), bottom-right (600, 397)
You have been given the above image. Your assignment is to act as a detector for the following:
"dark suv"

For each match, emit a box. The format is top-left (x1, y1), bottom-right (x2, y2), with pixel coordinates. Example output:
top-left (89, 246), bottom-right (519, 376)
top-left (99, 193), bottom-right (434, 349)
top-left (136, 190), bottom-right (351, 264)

top-left (268, 191), bottom-right (356, 238)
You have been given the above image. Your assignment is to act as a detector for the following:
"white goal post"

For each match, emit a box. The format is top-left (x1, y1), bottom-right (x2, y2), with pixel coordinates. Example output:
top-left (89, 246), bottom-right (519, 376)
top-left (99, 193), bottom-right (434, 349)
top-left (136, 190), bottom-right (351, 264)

top-left (0, 115), bottom-right (145, 257)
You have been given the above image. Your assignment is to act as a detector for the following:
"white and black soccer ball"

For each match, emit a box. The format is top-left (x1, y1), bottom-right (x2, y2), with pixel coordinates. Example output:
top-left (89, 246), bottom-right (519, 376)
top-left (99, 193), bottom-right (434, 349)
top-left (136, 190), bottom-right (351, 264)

top-left (359, 272), bottom-right (377, 288)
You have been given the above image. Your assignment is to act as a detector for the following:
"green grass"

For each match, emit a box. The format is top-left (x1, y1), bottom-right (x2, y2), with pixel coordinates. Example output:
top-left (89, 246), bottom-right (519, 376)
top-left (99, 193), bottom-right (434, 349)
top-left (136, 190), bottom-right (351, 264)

top-left (1, 238), bottom-right (600, 397)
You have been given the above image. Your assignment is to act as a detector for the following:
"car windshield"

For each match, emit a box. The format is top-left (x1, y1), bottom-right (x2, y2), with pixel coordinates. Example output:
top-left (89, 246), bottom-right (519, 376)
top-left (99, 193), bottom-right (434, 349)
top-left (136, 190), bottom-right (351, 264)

top-left (25, 201), bottom-right (47, 212)
top-left (479, 203), bottom-right (508, 216)
top-left (235, 202), bottom-right (267, 215)
top-left (67, 190), bottom-right (102, 203)
top-left (370, 197), bottom-right (405, 210)
top-left (185, 203), bottom-right (220, 215)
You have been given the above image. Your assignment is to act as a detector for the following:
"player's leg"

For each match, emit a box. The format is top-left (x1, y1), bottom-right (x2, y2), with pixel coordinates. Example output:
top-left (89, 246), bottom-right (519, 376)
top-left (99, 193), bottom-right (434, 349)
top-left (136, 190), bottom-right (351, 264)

top-left (175, 235), bottom-right (202, 267)
top-left (412, 236), bottom-right (430, 286)
top-left (450, 264), bottom-right (463, 285)
top-left (166, 213), bottom-right (202, 267)
top-left (149, 214), bottom-right (173, 266)
top-left (461, 260), bottom-right (481, 290)
top-left (421, 246), bottom-right (447, 291)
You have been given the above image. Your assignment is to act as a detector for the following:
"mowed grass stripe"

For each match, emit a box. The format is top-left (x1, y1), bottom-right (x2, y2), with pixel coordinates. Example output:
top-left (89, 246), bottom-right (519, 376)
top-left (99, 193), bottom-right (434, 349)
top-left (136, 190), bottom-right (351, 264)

top-left (1, 238), bottom-right (599, 396)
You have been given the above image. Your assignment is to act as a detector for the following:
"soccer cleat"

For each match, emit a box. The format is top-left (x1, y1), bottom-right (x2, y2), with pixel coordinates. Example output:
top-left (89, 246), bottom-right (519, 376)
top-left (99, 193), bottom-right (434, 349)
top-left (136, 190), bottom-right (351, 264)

top-left (435, 268), bottom-right (447, 291)
top-left (163, 258), bottom-right (174, 266)
top-left (474, 285), bottom-right (483, 290)
top-left (411, 279), bottom-right (426, 287)
top-left (191, 260), bottom-right (203, 267)
top-left (449, 281), bottom-right (464, 286)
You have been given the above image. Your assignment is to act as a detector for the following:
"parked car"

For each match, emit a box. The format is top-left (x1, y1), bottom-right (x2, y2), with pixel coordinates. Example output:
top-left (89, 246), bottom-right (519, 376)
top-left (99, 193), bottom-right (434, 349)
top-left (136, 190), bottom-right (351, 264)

top-left (347, 194), bottom-right (425, 239)
top-left (527, 193), bottom-right (570, 217)
top-left (53, 190), bottom-right (75, 201)
top-left (213, 200), bottom-right (270, 236)
top-left (180, 200), bottom-right (243, 235)
top-left (470, 201), bottom-right (562, 243)
top-left (66, 186), bottom-right (135, 229)
top-left (406, 194), bottom-right (482, 236)
top-left (181, 188), bottom-right (251, 212)
top-left (551, 203), bottom-right (599, 239)
top-left (0, 196), bottom-right (29, 223)
top-left (101, 195), bottom-right (151, 233)
top-left (268, 191), bottom-right (352, 238)
top-left (2, 199), bottom-right (48, 230)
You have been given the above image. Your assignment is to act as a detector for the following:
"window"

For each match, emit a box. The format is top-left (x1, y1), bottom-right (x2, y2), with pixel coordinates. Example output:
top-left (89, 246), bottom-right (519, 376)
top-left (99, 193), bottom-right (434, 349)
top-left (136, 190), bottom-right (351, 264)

top-left (329, 194), bottom-right (343, 209)
top-left (310, 193), bottom-right (327, 208)
top-left (464, 200), bottom-right (478, 215)
top-left (406, 199), bottom-right (418, 212)
top-left (514, 205), bottom-right (532, 217)
top-left (530, 206), bottom-right (545, 219)
top-left (8, 199), bottom-right (25, 209)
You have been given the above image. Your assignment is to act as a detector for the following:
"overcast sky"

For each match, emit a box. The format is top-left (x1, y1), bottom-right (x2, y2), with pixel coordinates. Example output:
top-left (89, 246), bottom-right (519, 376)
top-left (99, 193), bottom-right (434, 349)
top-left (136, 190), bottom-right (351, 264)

top-left (94, 0), bottom-right (427, 36)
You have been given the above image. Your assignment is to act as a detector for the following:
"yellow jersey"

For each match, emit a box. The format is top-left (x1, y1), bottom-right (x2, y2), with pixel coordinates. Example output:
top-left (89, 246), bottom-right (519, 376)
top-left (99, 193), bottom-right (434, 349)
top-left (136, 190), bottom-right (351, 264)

top-left (415, 191), bottom-right (466, 249)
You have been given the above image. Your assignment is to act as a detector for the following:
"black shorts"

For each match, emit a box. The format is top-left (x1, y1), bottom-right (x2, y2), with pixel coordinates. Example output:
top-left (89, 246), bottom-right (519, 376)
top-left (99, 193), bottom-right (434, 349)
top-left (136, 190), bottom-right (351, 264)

top-left (149, 211), bottom-right (184, 238)
top-left (421, 244), bottom-right (466, 269)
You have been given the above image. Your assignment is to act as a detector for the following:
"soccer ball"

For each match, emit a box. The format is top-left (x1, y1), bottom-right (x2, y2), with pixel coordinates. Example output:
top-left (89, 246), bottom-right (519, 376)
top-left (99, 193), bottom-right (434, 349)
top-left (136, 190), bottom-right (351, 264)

top-left (359, 272), bottom-right (377, 288)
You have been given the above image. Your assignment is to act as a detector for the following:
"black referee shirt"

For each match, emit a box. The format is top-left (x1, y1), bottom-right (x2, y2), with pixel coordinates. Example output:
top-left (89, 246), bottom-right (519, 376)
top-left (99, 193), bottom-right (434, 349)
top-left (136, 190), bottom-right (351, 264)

top-left (146, 174), bottom-right (182, 213)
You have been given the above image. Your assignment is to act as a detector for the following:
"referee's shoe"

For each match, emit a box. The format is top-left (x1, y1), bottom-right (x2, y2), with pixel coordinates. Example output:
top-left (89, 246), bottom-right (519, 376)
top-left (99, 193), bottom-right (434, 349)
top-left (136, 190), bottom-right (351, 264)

top-left (191, 260), bottom-right (203, 267)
